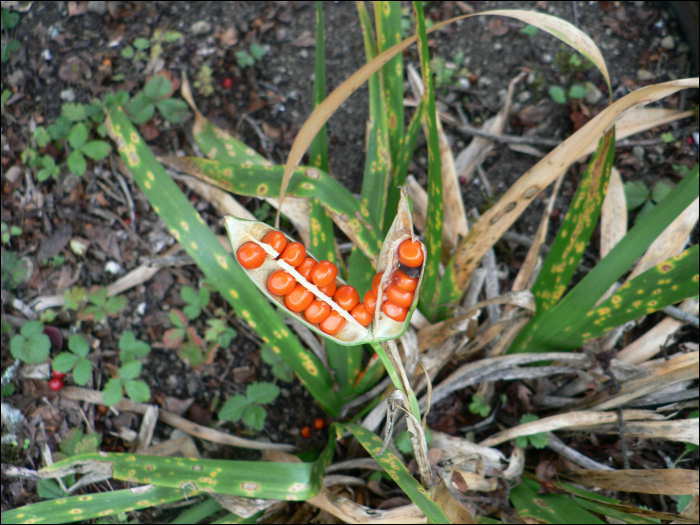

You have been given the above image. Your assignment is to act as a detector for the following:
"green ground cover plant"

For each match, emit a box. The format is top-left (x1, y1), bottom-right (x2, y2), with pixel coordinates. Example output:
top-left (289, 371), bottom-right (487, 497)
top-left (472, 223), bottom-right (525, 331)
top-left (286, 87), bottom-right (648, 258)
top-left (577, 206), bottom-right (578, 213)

top-left (2, 2), bottom-right (698, 523)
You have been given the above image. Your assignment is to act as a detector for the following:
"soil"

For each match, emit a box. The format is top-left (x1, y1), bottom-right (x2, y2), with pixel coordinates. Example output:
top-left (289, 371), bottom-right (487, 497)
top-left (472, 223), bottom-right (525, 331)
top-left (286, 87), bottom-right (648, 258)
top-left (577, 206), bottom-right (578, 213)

top-left (1, 0), bottom-right (698, 520)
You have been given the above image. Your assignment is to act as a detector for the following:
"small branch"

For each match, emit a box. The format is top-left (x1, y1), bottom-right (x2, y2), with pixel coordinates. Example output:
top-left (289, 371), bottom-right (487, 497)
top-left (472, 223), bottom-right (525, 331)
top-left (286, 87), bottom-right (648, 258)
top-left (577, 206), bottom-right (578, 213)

top-left (661, 305), bottom-right (699, 329)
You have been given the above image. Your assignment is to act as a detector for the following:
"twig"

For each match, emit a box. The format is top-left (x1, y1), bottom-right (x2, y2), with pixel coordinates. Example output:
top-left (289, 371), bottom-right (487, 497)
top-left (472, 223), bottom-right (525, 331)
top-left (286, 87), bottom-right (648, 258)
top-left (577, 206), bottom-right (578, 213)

top-left (546, 433), bottom-right (613, 470)
top-left (453, 122), bottom-right (699, 149)
top-left (661, 305), bottom-right (699, 329)
top-left (112, 157), bottom-right (136, 224)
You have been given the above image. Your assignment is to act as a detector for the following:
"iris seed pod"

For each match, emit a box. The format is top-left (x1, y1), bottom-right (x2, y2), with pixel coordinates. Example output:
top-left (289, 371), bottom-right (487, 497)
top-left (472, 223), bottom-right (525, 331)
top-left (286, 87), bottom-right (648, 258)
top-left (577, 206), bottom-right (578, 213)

top-left (224, 187), bottom-right (425, 345)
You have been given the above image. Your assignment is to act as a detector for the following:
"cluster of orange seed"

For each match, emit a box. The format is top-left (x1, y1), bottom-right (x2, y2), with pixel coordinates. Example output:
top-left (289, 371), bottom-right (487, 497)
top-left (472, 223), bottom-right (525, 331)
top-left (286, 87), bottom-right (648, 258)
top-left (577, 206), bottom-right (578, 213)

top-left (236, 232), bottom-right (423, 333)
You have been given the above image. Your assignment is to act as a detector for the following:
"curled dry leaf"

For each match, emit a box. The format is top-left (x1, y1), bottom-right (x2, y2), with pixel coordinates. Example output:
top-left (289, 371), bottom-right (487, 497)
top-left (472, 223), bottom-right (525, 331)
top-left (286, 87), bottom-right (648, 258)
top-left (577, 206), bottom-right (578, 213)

top-left (224, 187), bottom-right (425, 346)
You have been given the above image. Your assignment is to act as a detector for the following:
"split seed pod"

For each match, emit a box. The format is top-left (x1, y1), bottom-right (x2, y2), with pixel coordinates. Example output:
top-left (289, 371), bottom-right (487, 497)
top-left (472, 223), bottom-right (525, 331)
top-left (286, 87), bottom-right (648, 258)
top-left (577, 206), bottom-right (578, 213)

top-left (224, 187), bottom-right (425, 346)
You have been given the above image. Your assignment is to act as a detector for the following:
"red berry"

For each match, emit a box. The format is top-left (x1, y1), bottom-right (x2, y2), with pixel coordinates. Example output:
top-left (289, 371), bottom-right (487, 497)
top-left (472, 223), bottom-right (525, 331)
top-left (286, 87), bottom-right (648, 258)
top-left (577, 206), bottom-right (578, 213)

top-left (300, 426), bottom-right (311, 439)
top-left (221, 77), bottom-right (234, 89)
top-left (51, 371), bottom-right (66, 380)
top-left (48, 377), bottom-right (64, 392)
top-left (314, 418), bottom-right (325, 430)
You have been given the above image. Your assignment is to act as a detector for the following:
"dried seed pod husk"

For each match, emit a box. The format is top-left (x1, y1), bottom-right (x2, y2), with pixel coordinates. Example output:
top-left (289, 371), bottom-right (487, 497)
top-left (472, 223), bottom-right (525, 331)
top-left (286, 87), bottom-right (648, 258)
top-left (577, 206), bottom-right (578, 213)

top-left (224, 187), bottom-right (425, 345)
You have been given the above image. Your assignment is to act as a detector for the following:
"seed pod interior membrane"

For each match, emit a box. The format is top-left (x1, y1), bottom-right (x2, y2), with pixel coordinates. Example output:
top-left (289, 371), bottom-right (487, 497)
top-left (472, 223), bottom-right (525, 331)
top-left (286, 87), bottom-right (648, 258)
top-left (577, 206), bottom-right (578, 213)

top-left (224, 188), bottom-right (424, 345)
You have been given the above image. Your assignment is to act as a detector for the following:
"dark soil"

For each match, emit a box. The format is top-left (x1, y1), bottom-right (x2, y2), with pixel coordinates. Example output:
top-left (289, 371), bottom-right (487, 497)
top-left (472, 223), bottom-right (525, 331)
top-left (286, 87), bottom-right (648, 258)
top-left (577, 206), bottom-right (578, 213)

top-left (1, 0), bottom-right (698, 519)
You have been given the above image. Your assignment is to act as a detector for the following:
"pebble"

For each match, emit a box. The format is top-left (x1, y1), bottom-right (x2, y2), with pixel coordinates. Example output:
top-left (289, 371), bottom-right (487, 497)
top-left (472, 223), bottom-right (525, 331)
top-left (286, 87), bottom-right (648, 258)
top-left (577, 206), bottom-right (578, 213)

top-left (190, 21), bottom-right (212, 36)
top-left (477, 76), bottom-right (492, 88)
top-left (517, 91), bottom-right (530, 102)
top-left (636, 69), bottom-right (656, 81)
top-left (60, 89), bottom-right (76, 102)
top-left (632, 146), bottom-right (645, 159)
top-left (105, 261), bottom-right (122, 274)
top-left (660, 35), bottom-right (675, 50)
top-left (584, 82), bottom-right (604, 105)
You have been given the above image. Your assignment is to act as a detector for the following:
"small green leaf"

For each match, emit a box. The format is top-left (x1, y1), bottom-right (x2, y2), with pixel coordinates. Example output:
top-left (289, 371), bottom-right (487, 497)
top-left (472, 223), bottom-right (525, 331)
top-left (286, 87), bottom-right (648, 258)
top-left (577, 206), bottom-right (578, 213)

top-left (1, 383), bottom-right (16, 396)
top-left (67, 123), bottom-right (88, 149)
top-left (133, 37), bottom-right (150, 50)
top-left (162, 30), bottom-right (182, 42)
top-left (176, 340), bottom-right (204, 367)
top-left (651, 181), bottom-right (673, 202)
top-left (242, 403), bottom-right (267, 431)
top-left (249, 44), bottom-right (268, 60)
top-left (61, 103), bottom-right (87, 123)
top-left (519, 24), bottom-right (537, 37)
top-left (634, 199), bottom-right (655, 224)
top-left (118, 360), bottom-right (141, 380)
top-left (124, 379), bottom-right (150, 403)
top-left (67, 333), bottom-right (89, 357)
top-left (246, 382), bottom-right (280, 405)
top-left (677, 495), bottom-right (693, 513)
top-left (468, 394), bottom-right (490, 417)
top-left (81, 140), bottom-right (111, 160)
top-left (568, 84), bottom-right (587, 99)
top-left (235, 50), bottom-right (255, 67)
top-left (144, 75), bottom-right (171, 100)
top-left (155, 98), bottom-right (189, 124)
top-left (66, 150), bottom-right (87, 176)
top-left (181, 286), bottom-right (201, 319)
top-left (169, 309), bottom-right (187, 329)
top-left (101, 379), bottom-right (123, 406)
top-left (548, 86), bottom-right (566, 104)
top-left (125, 93), bottom-right (155, 123)
top-left (623, 180), bottom-right (650, 210)
top-left (395, 430), bottom-right (413, 455)
top-left (119, 330), bottom-right (150, 361)
top-left (661, 132), bottom-right (675, 143)
top-left (73, 432), bottom-right (100, 455)
top-left (163, 328), bottom-right (185, 349)
top-left (52, 352), bottom-right (80, 373)
top-left (47, 116), bottom-right (71, 140)
top-left (514, 435), bottom-right (529, 448)
top-left (63, 286), bottom-right (86, 311)
top-left (33, 126), bottom-right (51, 148)
top-left (10, 321), bottom-right (51, 364)
top-left (219, 394), bottom-right (250, 422)
top-left (260, 345), bottom-right (294, 382)
top-left (1, 9), bottom-right (20, 30)
top-left (37, 479), bottom-right (69, 500)
top-left (105, 295), bottom-right (127, 315)
top-left (72, 358), bottom-right (93, 386)
top-left (528, 431), bottom-right (548, 449)
top-left (121, 46), bottom-right (134, 59)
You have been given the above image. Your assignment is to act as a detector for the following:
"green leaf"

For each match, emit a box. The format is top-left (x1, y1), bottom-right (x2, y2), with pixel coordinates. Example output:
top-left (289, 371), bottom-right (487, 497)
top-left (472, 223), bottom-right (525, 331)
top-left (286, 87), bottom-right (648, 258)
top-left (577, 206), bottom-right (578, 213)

top-left (260, 345), bottom-right (294, 382)
top-left (624, 180), bottom-right (649, 210)
top-left (133, 37), bottom-right (150, 50)
top-left (511, 477), bottom-right (604, 524)
top-left (548, 85), bottom-right (566, 104)
top-left (528, 431), bottom-right (548, 449)
top-left (651, 181), bottom-right (673, 202)
top-left (101, 378), bottom-right (123, 406)
top-left (246, 382), bottom-right (279, 405)
top-left (661, 132), bottom-right (675, 143)
top-left (47, 116), bottom-right (71, 140)
top-left (60, 428), bottom-right (85, 456)
top-left (163, 328), bottom-right (185, 349)
top-left (677, 495), bottom-right (693, 513)
top-left (37, 479), bottom-right (69, 500)
top-left (395, 430), bottom-right (413, 454)
top-left (125, 93), bottom-right (155, 124)
top-left (144, 75), bottom-right (172, 100)
top-left (162, 30), bottom-right (181, 42)
top-left (468, 394), bottom-right (490, 417)
top-left (634, 198), bottom-right (655, 224)
top-left (118, 330), bottom-right (150, 361)
top-left (10, 321), bottom-right (51, 364)
top-left (242, 403), bottom-right (267, 431)
top-left (105, 295), bottom-right (127, 315)
top-left (514, 435), bottom-right (529, 449)
top-left (118, 360), bottom-right (141, 380)
top-left (181, 286), bottom-right (201, 319)
top-left (249, 44), bottom-right (268, 60)
top-left (155, 97), bottom-right (189, 124)
top-left (169, 308), bottom-right (187, 329)
top-left (219, 394), bottom-right (250, 422)
top-left (66, 150), bottom-right (87, 176)
top-left (81, 140), bottom-right (111, 160)
top-left (67, 333), bottom-right (89, 357)
top-left (73, 432), bottom-right (100, 455)
top-left (124, 379), bottom-right (150, 403)
top-left (33, 126), bottom-right (51, 148)
top-left (520, 24), bottom-right (537, 36)
top-left (52, 352), bottom-right (80, 373)
top-left (235, 50), bottom-right (255, 67)
top-left (568, 84), bottom-right (587, 99)
top-left (67, 123), bottom-right (88, 149)
top-left (63, 287), bottom-right (86, 311)
top-left (176, 340), bottom-right (204, 368)
top-left (72, 358), bottom-right (93, 386)
top-left (61, 103), bottom-right (87, 123)
top-left (1, 9), bottom-right (20, 30)
top-left (1, 383), bottom-right (16, 396)
top-left (121, 46), bottom-right (134, 59)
